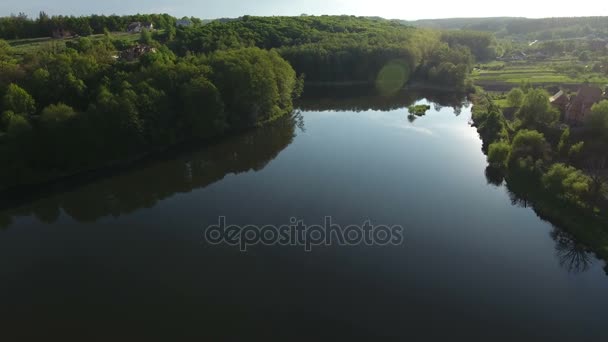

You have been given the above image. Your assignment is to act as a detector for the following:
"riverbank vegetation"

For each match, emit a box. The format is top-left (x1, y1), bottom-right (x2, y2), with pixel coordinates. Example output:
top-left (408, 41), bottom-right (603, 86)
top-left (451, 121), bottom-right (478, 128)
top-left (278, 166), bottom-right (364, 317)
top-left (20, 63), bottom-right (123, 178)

top-left (472, 87), bottom-right (608, 262)
top-left (0, 14), bottom-right (498, 190)
top-left (0, 31), bottom-right (301, 190)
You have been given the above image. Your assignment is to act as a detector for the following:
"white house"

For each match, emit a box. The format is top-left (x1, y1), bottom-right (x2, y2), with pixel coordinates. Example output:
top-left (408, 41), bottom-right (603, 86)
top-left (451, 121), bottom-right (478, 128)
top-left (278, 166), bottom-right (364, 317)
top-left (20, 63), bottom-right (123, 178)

top-left (127, 22), bottom-right (154, 33)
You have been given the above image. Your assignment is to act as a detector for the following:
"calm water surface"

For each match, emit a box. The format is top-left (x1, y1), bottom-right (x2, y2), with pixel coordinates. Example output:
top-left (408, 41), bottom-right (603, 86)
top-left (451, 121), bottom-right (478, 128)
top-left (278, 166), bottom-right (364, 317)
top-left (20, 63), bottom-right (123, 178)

top-left (1, 90), bottom-right (607, 340)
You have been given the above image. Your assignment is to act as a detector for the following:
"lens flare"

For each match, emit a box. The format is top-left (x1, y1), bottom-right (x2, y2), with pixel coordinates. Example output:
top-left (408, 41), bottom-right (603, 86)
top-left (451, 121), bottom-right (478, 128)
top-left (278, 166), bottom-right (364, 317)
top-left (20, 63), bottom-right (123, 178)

top-left (375, 59), bottom-right (410, 96)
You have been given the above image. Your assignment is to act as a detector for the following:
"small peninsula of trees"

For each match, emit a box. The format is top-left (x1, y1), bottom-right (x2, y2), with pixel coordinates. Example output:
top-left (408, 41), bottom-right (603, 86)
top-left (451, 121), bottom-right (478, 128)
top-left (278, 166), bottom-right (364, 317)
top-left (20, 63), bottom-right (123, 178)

top-left (472, 86), bottom-right (608, 261)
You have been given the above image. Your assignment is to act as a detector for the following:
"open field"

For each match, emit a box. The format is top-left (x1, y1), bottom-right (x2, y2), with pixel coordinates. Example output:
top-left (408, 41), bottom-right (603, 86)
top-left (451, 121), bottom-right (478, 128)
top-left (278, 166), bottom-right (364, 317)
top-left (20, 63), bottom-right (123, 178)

top-left (7, 32), bottom-right (140, 56)
top-left (472, 58), bottom-right (608, 90)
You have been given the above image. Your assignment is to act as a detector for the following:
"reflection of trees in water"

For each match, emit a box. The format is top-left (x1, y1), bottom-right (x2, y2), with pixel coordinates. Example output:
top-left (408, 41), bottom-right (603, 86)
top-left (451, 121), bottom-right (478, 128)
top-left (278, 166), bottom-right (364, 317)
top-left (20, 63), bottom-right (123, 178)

top-left (0, 115), bottom-right (298, 227)
top-left (551, 229), bottom-right (594, 274)
top-left (296, 85), bottom-right (468, 113)
top-left (502, 171), bottom-right (604, 275)
top-left (484, 166), bottom-right (505, 187)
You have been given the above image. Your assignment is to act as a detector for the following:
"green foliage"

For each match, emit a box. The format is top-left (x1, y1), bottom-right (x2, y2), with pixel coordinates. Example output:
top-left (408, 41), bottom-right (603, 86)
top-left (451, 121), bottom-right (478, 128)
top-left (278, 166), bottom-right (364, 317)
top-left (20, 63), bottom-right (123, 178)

top-left (139, 29), bottom-right (153, 45)
top-left (6, 114), bottom-right (32, 140)
top-left (40, 103), bottom-right (76, 129)
top-left (408, 104), bottom-right (431, 116)
top-left (440, 30), bottom-right (497, 61)
top-left (585, 100), bottom-right (608, 141)
top-left (542, 163), bottom-right (591, 205)
top-left (179, 76), bottom-right (225, 139)
top-left (557, 127), bottom-right (570, 155)
top-left (3, 84), bottom-right (36, 115)
top-left (506, 87), bottom-right (524, 108)
top-left (487, 141), bottom-right (511, 168)
top-left (0, 110), bottom-right (14, 130)
top-left (475, 98), bottom-right (509, 150)
top-left (171, 16), bottom-right (483, 88)
top-left (208, 48), bottom-right (297, 128)
top-left (568, 141), bottom-right (585, 160)
top-left (509, 129), bottom-right (551, 171)
top-left (0, 13), bottom-right (177, 39)
top-left (515, 89), bottom-right (559, 128)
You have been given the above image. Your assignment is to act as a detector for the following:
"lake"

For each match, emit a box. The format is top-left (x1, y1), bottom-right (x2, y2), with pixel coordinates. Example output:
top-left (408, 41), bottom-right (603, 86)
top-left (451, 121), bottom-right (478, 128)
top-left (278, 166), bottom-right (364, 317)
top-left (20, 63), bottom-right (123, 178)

top-left (1, 87), bottom-right (607, 341)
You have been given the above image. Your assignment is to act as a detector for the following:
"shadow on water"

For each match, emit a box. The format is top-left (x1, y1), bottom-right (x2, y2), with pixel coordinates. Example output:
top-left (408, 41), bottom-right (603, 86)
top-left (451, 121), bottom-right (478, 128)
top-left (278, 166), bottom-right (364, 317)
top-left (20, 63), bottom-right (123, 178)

top-left (0, 114), bottom-right (300, 227)
top-left (486, 168), bottom-right (608, 275)
top-left (0, 86), bottom-right (469, 229)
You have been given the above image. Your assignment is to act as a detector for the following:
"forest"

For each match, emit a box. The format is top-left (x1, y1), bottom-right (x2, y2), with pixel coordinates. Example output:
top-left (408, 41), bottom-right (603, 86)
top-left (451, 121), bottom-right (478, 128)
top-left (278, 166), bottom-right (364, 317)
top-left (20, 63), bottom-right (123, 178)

top-left (0, 14), bottom-right (496, 190)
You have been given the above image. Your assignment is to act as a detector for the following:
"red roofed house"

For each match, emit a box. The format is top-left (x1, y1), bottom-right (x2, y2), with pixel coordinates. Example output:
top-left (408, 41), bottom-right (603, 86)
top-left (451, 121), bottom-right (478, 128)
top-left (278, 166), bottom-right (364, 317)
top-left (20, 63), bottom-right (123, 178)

top-left (564, 85), bottom-right (603, 125)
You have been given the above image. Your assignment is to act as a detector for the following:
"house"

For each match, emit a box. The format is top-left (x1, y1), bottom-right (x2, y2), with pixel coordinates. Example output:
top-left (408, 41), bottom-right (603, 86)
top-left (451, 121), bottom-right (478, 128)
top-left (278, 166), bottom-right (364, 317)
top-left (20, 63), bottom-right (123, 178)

top-left (119, 44), bottom-right (157, 61)
top-left (550, 90), bottom-right (569, 113)
top-left (52, 28), bottom-right (73, 39)
top-left (564, 85), bottom-right (604, 125)
top-left (127, 22), bottom-right (154, 33)
top-left (176, 19), bottom-right (192, 27)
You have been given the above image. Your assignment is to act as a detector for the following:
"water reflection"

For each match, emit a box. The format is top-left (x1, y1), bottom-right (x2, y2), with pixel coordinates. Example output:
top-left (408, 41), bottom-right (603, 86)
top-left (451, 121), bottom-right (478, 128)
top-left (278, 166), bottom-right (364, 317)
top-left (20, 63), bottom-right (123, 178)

top-left (551, 229), bottom-right (594, 274)
top-left (484, 166), bottom-right (505, 187)
top-left (0, 114), bottom-right (299, 227)
top-left (296, 85), bottom-right (468, 113)
top-left (503, 172), bottom-right (607, 275)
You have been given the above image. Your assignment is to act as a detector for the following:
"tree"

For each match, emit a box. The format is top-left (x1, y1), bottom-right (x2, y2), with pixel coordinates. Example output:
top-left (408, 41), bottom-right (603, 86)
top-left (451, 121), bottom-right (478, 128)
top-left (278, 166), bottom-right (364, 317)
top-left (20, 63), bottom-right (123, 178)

top-left (40, 103), bottom-right (76, 130)
top-left (506, 87), bottom-right (524, 108)
top-left (558, 127), bottom-right (570, 156)
top-left (179, 76), bottom-right (226, 139)
top-left (510, 129), bottom-right (552, 170)
top-left (3, 83), bottom-right (36, 115)
top-left (516, 88), bottom-right (559, 128)
top-left (0, 39), bottom-right (12, 60)
top-left (585, 100), bottom-right (608, 141)
top-left (487, 141), bottom-right (511, 168)
top-left (0, 110), bottom-right (14, 131)
top-left (6, 114), bottom-right (33, 143)
top-left (139, 28), bottom-right (153, 45)
top-left (542, 163), bottom-right (591, 205)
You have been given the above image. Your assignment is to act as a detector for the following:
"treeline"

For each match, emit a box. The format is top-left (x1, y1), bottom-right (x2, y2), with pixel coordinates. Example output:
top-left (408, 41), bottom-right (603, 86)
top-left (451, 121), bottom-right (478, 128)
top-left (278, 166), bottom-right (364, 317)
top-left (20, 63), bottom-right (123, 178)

top-left (472, 87), bottom-right (608, 260)
top-left (0, 35), bottom-right (300, 189)
top-left (0, 12), bottom-right (183, 39)
top-left (171, 16), bottom-right (496, 87)
top-left (408, 16), bottom-right (608, 40)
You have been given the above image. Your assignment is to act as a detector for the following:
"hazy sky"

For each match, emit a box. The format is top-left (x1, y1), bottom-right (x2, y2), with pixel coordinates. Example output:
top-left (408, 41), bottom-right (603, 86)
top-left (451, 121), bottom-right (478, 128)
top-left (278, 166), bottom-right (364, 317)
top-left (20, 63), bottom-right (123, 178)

top-left (2, 0), bottom-right (607, 20)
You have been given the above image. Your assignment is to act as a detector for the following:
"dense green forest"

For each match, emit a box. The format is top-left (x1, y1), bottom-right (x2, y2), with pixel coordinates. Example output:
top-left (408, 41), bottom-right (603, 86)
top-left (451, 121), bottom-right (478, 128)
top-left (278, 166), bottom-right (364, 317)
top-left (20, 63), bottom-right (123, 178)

top-left (170, 16), bottom-right (495, 85)
top-left (0, 14), bottom-right (497, 190)
top-left (0, 29), bottom-right (300, 190)
top-left (0, 13), bottom-right (188, 39)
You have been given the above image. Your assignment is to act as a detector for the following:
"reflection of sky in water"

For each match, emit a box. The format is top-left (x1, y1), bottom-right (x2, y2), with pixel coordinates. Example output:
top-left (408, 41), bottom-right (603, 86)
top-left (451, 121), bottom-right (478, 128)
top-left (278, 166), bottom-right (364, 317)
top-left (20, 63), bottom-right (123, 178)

top-left (1, 98), bottom-right (607, 340)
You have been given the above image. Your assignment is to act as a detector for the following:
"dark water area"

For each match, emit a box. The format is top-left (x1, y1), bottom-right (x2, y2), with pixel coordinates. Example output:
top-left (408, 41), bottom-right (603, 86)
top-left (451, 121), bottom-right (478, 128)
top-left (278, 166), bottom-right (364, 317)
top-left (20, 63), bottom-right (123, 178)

top-left (1, 87), bottom-right (607, 341)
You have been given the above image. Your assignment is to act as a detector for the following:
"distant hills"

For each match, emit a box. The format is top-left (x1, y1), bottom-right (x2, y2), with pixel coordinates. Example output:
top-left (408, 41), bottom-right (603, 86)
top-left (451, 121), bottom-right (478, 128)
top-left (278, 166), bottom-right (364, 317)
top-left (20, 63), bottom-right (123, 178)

top-left (396, 17), bottom-right (608, 40)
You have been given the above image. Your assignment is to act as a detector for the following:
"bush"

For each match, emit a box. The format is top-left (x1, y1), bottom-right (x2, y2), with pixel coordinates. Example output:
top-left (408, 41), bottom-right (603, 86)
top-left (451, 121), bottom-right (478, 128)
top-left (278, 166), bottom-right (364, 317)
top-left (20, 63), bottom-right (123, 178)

top-left (487, 141), bottom-right (511, 168)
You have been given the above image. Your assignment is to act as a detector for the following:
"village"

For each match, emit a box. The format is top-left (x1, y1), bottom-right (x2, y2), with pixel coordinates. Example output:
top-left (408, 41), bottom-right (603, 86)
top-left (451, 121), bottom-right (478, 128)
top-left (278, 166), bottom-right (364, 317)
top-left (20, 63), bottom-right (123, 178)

top-left (43, 18), bottom-right (195, 61)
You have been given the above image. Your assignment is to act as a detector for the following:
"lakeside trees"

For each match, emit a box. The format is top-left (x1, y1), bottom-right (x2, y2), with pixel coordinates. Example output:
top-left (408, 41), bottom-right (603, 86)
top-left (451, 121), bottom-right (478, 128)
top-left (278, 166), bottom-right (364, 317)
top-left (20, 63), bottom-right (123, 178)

top-left (0, 32), bottom-right (300, 189)
top-left (0, 15), bottom-right (497, 189)
top-left (473, 86), bottom-right (608, 261)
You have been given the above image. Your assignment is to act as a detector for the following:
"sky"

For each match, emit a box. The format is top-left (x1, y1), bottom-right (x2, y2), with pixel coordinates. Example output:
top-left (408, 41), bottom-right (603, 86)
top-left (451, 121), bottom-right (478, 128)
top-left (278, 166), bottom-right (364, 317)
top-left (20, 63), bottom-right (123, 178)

top-left (1, 0), bottom-right (607, 20)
